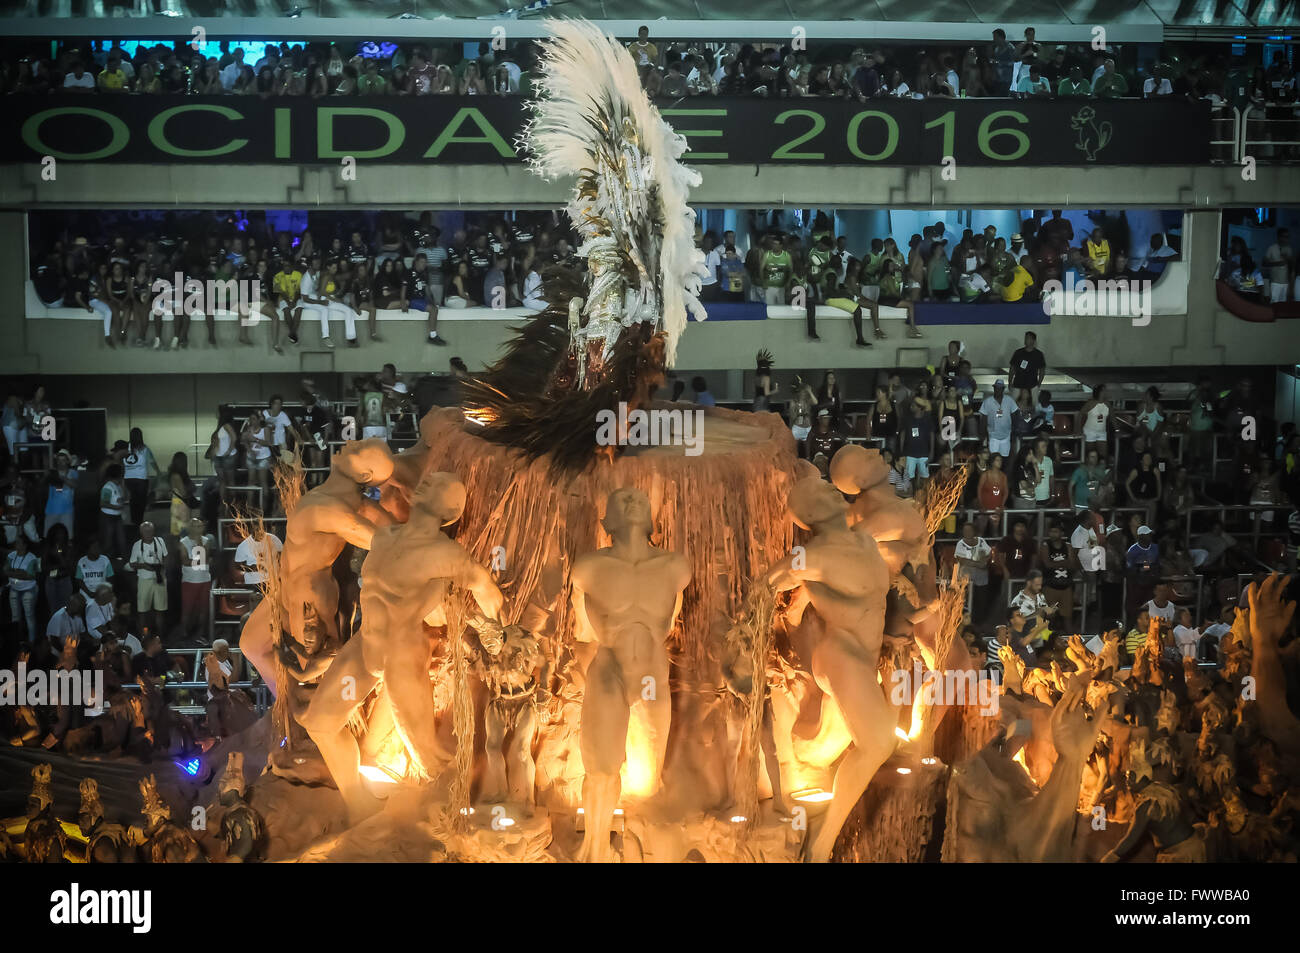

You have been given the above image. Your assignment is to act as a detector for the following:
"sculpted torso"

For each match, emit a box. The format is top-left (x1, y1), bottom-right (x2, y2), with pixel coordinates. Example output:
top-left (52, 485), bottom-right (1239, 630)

top-left (572, 548), bottom-right (690, 658)
top-left (801, 531), bottom-right (890, 659)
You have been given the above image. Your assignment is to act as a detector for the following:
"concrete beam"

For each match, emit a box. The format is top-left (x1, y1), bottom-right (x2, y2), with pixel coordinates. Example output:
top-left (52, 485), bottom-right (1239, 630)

top-left (5, 163), bottom-right (1299, 210)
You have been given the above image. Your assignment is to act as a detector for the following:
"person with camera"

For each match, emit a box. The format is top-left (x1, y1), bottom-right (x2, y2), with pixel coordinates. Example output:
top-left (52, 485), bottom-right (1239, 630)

top-left (128, 520), bottom-right (168, 640)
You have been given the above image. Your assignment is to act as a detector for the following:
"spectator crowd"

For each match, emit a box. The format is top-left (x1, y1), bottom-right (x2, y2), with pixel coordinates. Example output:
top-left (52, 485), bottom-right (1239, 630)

top-left (0, 27), bottom-right (1293, 107)
top-left (0, 364), bottom-right (428, 754)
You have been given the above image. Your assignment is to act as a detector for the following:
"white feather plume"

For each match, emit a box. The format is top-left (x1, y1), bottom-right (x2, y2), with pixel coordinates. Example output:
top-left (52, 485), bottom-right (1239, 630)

top-left (520, 18), bottom-right (708, 368)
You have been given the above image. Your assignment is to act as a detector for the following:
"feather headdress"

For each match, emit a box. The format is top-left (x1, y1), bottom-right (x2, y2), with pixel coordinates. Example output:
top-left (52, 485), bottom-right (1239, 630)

top-left (461, 19), bottom-right (707, 472)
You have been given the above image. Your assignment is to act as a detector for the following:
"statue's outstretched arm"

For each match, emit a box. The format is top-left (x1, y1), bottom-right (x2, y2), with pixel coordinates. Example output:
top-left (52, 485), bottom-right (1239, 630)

top-left (1101, 800), bottom-right (1152, 862)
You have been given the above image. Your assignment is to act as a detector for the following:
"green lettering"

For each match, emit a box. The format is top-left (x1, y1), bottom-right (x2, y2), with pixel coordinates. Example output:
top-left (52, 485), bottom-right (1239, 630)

top-left (275, 107), bottom-right (291, 159)
top-left (148, 104), bottom-right (248, 158)
top-left (423, 108), bottom-right (514, 159)
top-left (660, 108), bottom-right (728, 160)
top-left (22, 107), bottom-right (129, 161)
top-left (318, 107), bottom-right (406, 160)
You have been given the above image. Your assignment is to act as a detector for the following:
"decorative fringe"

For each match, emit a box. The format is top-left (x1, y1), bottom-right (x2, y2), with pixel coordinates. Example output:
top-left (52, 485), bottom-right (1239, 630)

top-left (417, 406), bottom-right (798, 672)
top-left (229, 504), bottom-right (290, 745)
top-left (272, 447), bottom-right (306, 517)
top-left (729, 584), bottom-right (777, 831)
top-left (923, 463), bottom-right (971, 546)
top-left (447, 599), bottom-right (474, 833)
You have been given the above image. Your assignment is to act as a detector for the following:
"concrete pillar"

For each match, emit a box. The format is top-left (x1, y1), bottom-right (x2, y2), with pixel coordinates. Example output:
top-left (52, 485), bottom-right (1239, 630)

top-left (1170, 208), bottom-right (1226, 367)
top-left (0, 211), bottom-right (39, 373)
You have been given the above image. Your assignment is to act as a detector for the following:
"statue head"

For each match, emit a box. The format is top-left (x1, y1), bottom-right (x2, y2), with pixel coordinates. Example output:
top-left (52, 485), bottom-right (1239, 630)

top-left (413, 471), bottom-right (467, 526)
top-left (788, 474), bottom-right (848, 531)
top-left (336, 438), bottom-right (395, 487)
top-left (78, 778), bottom-right (104, 834)
top-left (829, 444), bottom-right (890, 496)
top-left (602, 487), bottom-right (653, 540)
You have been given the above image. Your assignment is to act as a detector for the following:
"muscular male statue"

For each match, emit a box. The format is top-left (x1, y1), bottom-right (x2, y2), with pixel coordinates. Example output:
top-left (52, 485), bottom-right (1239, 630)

top-left (572, 487), bottom-right (691, 863)
top-left (300, 471), bottom-right (503, 824)
top-left (242, 438), bottom-right (397, 697)
top-left (765, 472), bottom-right (897, 862)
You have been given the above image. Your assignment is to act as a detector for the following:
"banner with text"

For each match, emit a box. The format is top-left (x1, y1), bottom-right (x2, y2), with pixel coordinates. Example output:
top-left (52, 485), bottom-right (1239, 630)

top-left (4, 96), bottom-right (1210, 166)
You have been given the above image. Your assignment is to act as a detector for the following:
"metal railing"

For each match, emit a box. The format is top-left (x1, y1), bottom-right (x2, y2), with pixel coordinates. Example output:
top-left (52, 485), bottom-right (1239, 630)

top-left (1213, 104), bottom-right (1300, 164)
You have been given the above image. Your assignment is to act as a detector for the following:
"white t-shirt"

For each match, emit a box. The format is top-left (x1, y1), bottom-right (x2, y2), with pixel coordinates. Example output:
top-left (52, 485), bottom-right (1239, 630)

top-left (5, 551), bottom-right (39, 592)
top-left (1010, 589), bottom-right (1049, 621)
top-left (954, 537), bottom-right (992, 586)
top-left (46, 607), bottom-right (87, 642)
top-left (1173, 624), bottom-right (1201, 658)
top-left (129, 536), bottom-right (168, 571)
top-left (1143, 599), bottom-right (1177, 622)
top-left (1143, 76), bottom-right (1173, 97)
top-left (123, 445), bottom-right (154, 480)
top-left (214, 426), bottom-right (236, 458)
top-left (234, 533), bottom-right (283, 584)
top-left (959, 272), bottom-right (990, 296)
top-left (1264, 243), bottom-right (1292, 284)
top-left (246, 424), bottom-right (273, 461)
top-left (1202, 622), bottom-right (1231, 641)
top-left (267, 409), bottom-right (294, 448)
top-left (299, 269), bottom-right (320, 302)
top-left (86, 599), bottom-right (115, 635)
top-left (180, 534), bottom-right (216, 584)
top-left (703, 248), bottom-right (721, 286)
top-left (1082, 402), bottom-right (1109, 441)
top-left (76, 554), bottom-right (114, 592)
top-left (100, 480), bottom-right (126, 516)
top-left (63, 72), bottom-right (95, 89)
top-left (522, 271), bottom-right (545, 310)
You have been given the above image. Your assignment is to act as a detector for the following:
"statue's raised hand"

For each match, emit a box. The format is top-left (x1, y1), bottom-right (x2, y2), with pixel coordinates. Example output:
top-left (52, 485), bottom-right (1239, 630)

top-left (1247, 573), bottom-right (1296, 651)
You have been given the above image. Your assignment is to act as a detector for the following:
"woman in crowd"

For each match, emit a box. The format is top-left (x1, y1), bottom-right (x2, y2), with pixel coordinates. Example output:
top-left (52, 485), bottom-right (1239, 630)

top-left (98, 462), bottom-right (127, 559)
top-left (1012, 442), bottom-right (1040, 509)
top-left (936, 384), bottom-right (965, 466)
top-left (976, 451), bottom-right (1008, 537)
top-left (168, 451), bottom-right (198, 537)
top-left (1125, 450), bottom-right (1163, 526)
top-left (206, 406), bottom-right (241, 503)
top-left (123, 427), bottom-right (160, 528)
top-left (43, 451), bottom-right (77, 538)
top-left (241, 409), bottom-right (275, 510)
top-left (869, 384), bottom-right (897, 448)
top-left (1081, 383), bottom-right (1111, 461)
top-left (459, 61), bottom-right (487, 95)
top-left (816, 371), bottom-right (843, 427)
top-left (105, 260), bottom-right (131, 347)
top-left (303, 62), bottom-right (328, 98)
top-left (129, 258), bottom-right (154, 347)
top-left (4, 534), bottom-right (40, 639)
top-left (42, 522), bottom-right (76, 618)
top-left (133, 61), bottom-right (159, 94)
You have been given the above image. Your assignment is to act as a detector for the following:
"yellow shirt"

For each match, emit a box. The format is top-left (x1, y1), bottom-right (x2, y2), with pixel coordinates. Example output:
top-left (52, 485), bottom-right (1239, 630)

top-left (1001, 266), bottom-right (1034, 302)
top-left (1086, 238), bottom-right (1111, 271)
top-left (98, 68), bottom-right (128, 91)
top-left (272, 270), bottom-right (302, 299)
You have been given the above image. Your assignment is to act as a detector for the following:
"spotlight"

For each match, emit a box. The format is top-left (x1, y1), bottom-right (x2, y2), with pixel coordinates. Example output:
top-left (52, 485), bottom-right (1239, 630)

top-left (896, 767), bottom-right (912, 775)
top-left (729, 815), bottom-right (747, 823)
top-left (358, 764), bottom-right (399, 784)
top-left (459, 806), bottom-right (476, 816)
top-left (791, 788), bottom-right (833, 803)
top-left (921, 757), bottom-right (938, 766)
